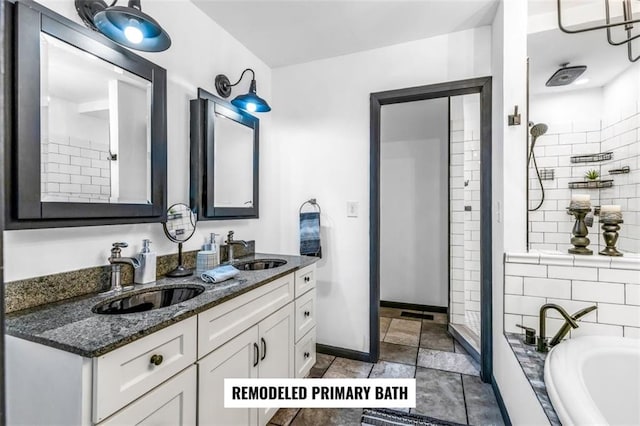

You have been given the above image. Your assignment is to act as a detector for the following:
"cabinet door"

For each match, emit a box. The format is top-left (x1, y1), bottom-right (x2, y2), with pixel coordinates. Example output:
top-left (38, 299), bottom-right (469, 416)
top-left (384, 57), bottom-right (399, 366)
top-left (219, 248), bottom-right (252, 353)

top-left (257, 304), bottom-right (295, 426)
top-left (198, 326), bottom-right (259, 426)
top-left (99, 365), bottom-right (196, 426)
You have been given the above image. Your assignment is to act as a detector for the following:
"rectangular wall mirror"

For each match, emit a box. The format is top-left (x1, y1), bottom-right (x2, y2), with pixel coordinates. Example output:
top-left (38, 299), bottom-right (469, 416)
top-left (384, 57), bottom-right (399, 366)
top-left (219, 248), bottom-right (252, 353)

top-left (6, 1), bottom-right (167, 229)
top-left (190, 88), bottom-right (259, 220)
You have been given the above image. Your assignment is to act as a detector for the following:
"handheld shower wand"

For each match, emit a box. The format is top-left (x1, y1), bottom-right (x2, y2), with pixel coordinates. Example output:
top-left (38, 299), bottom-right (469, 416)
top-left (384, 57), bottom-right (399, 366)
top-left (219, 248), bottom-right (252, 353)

top-left (528, 122), bottom-right (549, 211)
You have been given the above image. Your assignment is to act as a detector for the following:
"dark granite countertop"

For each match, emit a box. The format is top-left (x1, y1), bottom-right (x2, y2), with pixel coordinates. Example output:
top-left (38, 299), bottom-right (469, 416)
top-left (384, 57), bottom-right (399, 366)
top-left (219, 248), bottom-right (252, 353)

top-left (504, 332), bottom-right (560, 426)
top-left (6, 253), bottom-right (317, 358)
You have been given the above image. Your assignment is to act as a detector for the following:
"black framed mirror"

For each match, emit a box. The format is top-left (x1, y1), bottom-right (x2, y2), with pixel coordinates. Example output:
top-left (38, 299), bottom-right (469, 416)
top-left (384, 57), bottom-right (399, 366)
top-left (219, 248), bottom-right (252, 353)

top-left (190, 88), bottom-right (259, 220)
top-left (5, 0), bottom-right (167, 229)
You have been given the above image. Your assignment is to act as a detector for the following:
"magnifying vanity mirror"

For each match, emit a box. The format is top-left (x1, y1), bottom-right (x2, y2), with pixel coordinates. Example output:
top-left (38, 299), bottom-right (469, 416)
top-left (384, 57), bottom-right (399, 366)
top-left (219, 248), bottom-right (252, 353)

top-left (6, 1), bottom-right (167, 229)
top-left (163, 203), bottom-right (197, 277)
top-left (190, 88), bottom-right (259, 220)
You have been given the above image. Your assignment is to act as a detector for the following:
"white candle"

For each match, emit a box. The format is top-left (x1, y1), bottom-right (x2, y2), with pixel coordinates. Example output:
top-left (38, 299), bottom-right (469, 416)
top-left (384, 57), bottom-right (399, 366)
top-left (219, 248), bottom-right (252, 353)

top-left (600, 205), bottom-right (621, 213)
top-left (571, 194), bottom-right (590, 202)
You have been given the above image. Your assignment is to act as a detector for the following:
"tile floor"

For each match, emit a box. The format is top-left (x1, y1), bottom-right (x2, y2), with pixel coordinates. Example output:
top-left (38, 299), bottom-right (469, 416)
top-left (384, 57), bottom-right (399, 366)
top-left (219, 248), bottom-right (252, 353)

top-left (269, 308), bottom-right (504, 426)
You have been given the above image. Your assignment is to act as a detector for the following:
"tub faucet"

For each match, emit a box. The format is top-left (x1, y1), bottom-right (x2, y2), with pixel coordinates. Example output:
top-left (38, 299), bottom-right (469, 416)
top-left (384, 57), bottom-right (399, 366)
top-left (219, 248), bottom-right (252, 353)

top-left (226, 231), bottom-right (248, 263)
top-left (538, 303), bottom-right (579, 353)
top-left (108, 242), bottom-right (140, 293)
top-left (549, 305), bottom-right (597, 347)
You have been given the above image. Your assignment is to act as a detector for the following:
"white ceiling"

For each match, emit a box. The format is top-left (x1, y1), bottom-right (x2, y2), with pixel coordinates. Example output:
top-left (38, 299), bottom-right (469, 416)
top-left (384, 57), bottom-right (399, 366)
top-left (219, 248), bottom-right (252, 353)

top-left (192, 0), bottom-right (499, 68)
top-left (528, 0), bottom-right (638, 95)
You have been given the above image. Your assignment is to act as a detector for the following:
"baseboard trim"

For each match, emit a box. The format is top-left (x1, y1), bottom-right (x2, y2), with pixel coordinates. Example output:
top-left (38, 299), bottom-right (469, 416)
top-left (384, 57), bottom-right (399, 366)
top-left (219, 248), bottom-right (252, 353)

top-left (380, 300), bottom-right (448, 314)
top-left (316, 344), bottom-right (373, 363)
top-left (491, 376), bottom-right (512, 426)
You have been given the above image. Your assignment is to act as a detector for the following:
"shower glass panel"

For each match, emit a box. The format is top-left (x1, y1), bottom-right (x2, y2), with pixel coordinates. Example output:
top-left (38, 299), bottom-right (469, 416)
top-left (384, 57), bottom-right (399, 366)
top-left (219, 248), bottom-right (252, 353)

top-left (449, 94), bottom-right (481, 350)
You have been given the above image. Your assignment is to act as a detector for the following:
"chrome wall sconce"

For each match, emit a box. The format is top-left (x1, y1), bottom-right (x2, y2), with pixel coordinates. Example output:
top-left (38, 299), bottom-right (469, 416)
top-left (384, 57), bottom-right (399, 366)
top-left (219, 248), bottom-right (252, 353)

top-left (557, 0), bottom-right (640, 62)
top-left (75, 0), bottom-right (171, 52)
top-left (215, 68), bottom-right (271, 113)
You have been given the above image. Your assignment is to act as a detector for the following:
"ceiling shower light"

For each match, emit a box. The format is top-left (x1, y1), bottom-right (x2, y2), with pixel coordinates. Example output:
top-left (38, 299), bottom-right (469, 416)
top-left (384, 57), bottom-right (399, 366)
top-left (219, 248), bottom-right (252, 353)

top-left (75, 0), bottom-right (171, 52)
top-left (214, 69), bottom-right (272, 113)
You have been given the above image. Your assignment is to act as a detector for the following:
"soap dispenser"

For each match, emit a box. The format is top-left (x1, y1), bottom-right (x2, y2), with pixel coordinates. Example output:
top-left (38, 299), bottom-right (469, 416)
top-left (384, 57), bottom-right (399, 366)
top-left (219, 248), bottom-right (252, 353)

top-left (134, 239), bottom-right (157, 284)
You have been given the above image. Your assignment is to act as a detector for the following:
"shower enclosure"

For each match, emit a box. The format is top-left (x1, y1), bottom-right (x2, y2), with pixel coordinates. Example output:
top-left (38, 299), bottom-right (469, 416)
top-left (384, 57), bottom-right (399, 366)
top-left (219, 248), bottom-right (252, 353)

top-left (448, 94), bottom-right (482, 352)
top-left (370, 77), bottom-right (492, 380)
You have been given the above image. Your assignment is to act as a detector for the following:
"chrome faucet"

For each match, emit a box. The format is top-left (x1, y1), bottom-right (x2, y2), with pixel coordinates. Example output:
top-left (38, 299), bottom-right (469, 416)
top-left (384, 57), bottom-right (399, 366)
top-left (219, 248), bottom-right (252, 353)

top-left (226, 231), bottom-right (248, 263)
top-left (538, 303), bottom-right (579, 352)
top-left (108, 242), bottom-right (140, 292)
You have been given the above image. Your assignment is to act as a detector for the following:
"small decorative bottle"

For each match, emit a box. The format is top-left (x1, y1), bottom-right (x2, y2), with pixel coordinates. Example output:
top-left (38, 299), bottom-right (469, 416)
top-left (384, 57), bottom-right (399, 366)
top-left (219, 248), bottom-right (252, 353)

top-left (134, 239), bottom-right (157, 284)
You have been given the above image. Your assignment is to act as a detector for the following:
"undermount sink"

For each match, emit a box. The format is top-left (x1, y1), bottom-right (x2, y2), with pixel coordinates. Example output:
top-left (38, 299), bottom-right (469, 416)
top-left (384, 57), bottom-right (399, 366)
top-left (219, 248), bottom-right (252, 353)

top-left (93, 285), bottom-right (205, 315)
top-left (234, 259), bottom-right (287, 271)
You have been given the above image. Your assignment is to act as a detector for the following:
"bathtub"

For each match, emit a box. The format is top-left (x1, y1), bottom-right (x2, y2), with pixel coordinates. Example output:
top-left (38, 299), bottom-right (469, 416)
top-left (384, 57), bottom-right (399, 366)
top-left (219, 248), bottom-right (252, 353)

top-left (544, 336), bottom-right (640, 426)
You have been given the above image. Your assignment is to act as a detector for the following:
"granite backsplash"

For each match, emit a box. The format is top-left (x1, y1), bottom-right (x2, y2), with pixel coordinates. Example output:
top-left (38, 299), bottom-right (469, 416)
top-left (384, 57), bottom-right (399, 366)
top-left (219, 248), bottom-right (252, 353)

top-left (5, 241), bottom-right (255, 313)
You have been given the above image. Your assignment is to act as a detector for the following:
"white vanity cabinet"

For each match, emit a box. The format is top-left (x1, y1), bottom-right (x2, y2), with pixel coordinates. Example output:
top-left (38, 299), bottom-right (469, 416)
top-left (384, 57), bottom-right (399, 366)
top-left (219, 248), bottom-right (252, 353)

top-left (294, 264), bottom-right (317, 378)
top-left (198, 304), bottom-right (295, 426)
top-left (197, 264), bottom-right (316, 425)
top-left (6, 317), bottom-right (198, 426)
top-left (6, 263), bottom-right (317, 426)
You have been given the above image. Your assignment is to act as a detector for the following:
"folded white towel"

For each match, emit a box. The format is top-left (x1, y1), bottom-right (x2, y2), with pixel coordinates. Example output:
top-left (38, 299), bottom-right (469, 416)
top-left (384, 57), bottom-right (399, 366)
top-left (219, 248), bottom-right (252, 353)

top-left (201, 265), bottom-right (239, 283)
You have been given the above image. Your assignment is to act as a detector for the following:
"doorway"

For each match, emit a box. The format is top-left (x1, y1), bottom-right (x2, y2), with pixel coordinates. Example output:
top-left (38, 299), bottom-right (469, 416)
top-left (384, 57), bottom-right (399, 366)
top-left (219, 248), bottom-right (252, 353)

top-left (370, 77), bottom-right (493, 383)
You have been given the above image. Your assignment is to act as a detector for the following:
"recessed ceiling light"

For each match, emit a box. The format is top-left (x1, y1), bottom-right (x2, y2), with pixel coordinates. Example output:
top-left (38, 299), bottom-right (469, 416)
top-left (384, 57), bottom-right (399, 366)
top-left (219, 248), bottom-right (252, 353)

top-left (574, 78), bottom-right (590, 85)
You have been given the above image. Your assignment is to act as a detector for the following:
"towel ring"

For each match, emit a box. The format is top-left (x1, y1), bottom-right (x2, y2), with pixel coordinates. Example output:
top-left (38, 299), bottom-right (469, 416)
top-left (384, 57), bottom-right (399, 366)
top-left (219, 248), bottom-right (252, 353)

top-left (299, 198), bottom-right (321, 215)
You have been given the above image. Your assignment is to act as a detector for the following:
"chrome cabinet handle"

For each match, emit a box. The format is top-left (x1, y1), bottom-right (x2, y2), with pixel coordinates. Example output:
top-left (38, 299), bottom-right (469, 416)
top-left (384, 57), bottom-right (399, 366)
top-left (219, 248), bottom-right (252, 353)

top-left (150, 354), bottom-right (163, 366)
top-left (261, 337), bottom-right (267, 361)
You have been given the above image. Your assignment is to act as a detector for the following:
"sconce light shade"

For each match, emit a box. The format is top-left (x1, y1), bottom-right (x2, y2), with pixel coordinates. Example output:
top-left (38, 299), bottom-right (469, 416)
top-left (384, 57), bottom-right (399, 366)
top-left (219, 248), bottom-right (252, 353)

top-left (215, 69), bottom-right (271, 113)
top-left (76, 0), bottom-right (171, 52)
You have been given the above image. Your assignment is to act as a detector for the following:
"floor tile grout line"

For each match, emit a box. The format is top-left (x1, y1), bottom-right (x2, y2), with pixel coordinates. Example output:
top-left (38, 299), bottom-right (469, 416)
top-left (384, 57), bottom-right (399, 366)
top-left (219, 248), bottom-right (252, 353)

top-left (460, 372), bottom-right (470, 425)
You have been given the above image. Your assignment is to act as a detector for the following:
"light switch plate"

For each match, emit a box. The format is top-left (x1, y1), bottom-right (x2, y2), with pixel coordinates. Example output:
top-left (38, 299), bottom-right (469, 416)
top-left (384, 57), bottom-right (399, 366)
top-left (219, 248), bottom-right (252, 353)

top-left (347, 201), bottom-right (359, 217)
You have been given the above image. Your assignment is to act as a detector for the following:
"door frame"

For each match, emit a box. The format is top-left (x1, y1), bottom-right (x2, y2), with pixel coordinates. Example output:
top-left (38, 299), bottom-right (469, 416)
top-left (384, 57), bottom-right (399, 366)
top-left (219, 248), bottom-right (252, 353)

top-left (370, 77), bottom-right (493, 382)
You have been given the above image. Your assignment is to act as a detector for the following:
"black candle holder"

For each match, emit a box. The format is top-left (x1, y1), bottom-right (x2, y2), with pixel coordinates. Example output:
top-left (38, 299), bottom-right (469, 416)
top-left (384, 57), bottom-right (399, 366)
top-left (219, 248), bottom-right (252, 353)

top-left (568, 206), bottom-right (593, 255)
top-left (599, 219), bottom-right (624, 257)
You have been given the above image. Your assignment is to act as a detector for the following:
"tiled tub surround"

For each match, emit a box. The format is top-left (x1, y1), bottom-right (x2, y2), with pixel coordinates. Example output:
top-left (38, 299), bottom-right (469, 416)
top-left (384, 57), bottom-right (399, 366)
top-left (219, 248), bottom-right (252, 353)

top-left (504, 333), bottom-right (559, 426)
top-left (5, 241), bottom-right (256, 313)
top-left (5, 252), bottom-right (315, 357)
top-left (504, 252), bottom-right (640, 340)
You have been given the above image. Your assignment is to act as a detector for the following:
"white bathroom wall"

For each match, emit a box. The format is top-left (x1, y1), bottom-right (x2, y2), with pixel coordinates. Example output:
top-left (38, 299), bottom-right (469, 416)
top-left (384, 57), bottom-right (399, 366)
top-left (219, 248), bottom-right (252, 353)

top-left (492, 0), bottom-right (551, 424)
top-left (4, 0), bottom-right (274, 281)
top-left (272, 27), bottom-right (492, 353)
top-left (600, 62), bottom-right (640, 253)
top-left (380, 99), bottom-right (449, 308)
top-left (526, 92), bottom-right (602, 252)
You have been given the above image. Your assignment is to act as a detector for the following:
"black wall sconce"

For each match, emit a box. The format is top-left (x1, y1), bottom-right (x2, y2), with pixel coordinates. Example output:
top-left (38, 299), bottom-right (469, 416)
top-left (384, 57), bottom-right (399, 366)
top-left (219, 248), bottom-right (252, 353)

top-left (215, 68), bottom-right (271, 113)
top-left (75, 0), bottom-right (171, 52)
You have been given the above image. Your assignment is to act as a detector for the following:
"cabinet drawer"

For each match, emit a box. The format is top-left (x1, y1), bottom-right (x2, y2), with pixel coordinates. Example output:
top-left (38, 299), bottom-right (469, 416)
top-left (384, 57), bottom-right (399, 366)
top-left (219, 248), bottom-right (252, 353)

top-left (294, 328), bottom-right (316, 378)
top-left (93, 317), bottom-right (197, 423)
top-left (294, 265), bottom-right (315, 297)
top-left (294, 290), bottom-right (316, 342)
top-left (198, 274), bottom-right (294, 358)
top-left (99, 365), bottom-right (197, 426)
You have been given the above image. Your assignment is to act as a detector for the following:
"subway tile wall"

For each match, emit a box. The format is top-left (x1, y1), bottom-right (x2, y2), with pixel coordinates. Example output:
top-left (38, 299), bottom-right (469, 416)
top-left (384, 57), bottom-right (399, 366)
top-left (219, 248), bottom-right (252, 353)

top-left (529, 102), bottom-right (639, 254)
top-left (41, 135), bottom-right (111, 203)
top-left (504, 252), bottom-right (640, 340)
top-left (450, 95), bottom-right (481, 337)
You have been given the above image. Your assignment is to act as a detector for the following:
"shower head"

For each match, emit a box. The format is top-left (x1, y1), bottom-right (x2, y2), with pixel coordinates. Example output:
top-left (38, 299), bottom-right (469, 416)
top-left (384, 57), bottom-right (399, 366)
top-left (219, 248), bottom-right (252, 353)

top-left (530, 123), bottom-right (548, 138)
top-left (545, 64), bottom-right (587, 87)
